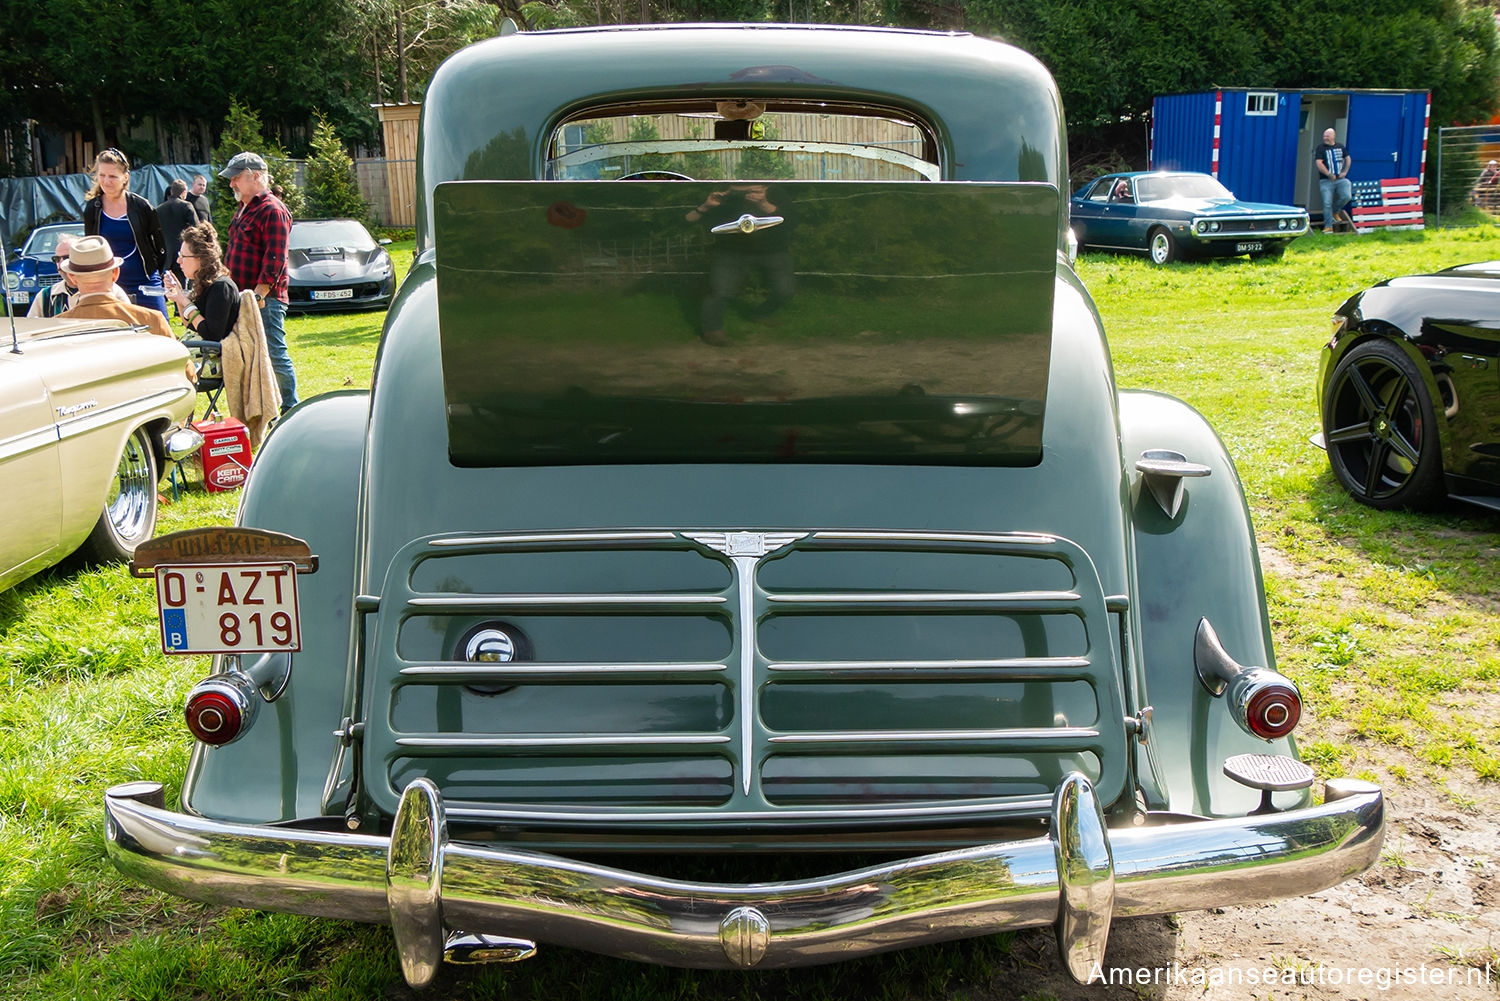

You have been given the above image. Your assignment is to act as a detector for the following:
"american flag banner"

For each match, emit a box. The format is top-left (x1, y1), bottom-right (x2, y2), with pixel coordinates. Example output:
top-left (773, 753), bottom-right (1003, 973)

top-left (1350, 177), bottom-right (1424, 231)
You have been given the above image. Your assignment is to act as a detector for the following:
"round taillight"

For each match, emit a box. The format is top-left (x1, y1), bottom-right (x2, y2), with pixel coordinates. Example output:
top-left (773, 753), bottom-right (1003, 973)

top-left (186, 690), bottom-right (242, 744)
top-left (1246, 685), bottom-right (1301, 740)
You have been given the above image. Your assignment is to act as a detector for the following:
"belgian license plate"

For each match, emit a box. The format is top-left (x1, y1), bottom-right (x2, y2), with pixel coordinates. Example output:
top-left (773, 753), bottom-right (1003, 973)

top-left (154, 562), bottom-right (302, 654)
top-left (1235, 241), bottom-right (1264, 253)
top-left (7, 291), bottom-right (29, 304)
top-left (311, 288), bottom-right (354, 301)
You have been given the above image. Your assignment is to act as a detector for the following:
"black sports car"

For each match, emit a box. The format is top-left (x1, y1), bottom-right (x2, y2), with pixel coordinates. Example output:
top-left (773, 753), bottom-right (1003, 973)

top-left (1317, 261), bottom-right (1500, 512)
top-left (286, 218), bottom-right (395, 312)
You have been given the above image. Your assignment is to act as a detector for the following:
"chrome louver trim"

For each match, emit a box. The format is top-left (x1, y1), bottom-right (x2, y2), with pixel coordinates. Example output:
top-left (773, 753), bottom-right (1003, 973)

top-left (365, 528), bottom-right (1129, 826)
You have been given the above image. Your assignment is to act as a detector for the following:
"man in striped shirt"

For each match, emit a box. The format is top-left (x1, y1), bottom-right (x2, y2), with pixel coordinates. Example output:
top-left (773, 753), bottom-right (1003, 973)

top-left (222, 151), bottom-right (299, 410)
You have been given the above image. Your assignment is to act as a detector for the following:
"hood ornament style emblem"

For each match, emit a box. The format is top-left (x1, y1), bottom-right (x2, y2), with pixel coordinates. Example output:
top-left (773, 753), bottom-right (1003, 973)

top-left (684, 531), bottom-right (805, 557)
top-left (710, 213), bottom-right (785, 236)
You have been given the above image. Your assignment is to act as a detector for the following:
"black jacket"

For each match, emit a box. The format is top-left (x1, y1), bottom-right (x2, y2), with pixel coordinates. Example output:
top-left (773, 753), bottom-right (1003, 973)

top-left (83, 190), bottom-right (168, 278)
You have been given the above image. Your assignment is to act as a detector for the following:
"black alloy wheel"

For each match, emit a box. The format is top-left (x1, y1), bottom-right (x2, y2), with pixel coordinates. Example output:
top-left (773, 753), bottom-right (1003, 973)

top-left (1322, 338), bottom-right (1444, 509)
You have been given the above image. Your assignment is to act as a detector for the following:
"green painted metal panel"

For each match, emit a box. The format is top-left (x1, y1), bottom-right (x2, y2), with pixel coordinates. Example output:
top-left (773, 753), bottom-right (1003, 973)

top-left (434, 180), bottom-right (1057, 466)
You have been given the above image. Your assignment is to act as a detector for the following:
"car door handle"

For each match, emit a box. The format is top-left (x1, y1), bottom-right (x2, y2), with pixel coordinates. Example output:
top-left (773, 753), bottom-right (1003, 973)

top-left (711, 213), bottom-right (784, 235)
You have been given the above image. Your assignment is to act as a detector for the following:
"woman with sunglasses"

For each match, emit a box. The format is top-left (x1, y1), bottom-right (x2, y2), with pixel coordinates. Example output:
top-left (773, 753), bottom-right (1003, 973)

top-left (81, 148), bottom-right (169, 319)
top-left (163, 222), bottom-right (239, 342)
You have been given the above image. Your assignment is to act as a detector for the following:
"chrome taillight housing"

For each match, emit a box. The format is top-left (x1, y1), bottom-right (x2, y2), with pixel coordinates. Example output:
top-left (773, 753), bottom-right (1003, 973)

top-left (184, 671), bottom-right (260, 745)
top-left (1195, 618), bottom-right (1303, 741)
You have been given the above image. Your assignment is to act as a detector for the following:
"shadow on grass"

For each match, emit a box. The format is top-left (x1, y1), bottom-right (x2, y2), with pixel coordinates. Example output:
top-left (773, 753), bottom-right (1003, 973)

top-left (1306, 471), bottom-right (1499, 607)
top-left (304, 917), bottom-right (1180, 1001)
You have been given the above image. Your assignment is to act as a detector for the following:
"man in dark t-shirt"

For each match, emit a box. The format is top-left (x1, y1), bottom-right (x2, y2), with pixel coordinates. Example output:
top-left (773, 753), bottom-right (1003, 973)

top-left (1313, 128), bottom-right (1356, 233)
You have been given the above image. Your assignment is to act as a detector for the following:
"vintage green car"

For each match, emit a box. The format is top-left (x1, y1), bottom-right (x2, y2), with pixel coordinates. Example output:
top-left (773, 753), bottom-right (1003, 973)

top-left (105, 24), bottom-right (1383, 986)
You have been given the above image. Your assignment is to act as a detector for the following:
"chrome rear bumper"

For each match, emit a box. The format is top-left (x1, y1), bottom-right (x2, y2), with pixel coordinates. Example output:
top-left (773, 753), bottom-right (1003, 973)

top-left (105, 774), bottom-right (1382, 987)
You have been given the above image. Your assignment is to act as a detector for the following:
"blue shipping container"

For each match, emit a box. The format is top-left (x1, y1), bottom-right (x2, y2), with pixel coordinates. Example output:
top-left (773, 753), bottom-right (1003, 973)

top-left (1151, 88), bottom-right (1429, 227)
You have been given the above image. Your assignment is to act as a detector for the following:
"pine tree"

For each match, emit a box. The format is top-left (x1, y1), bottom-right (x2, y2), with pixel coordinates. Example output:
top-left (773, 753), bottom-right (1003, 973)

top-left (303, 117), bottom-right (371, 224)
top-left (210, 98), bottom-right (306, 241)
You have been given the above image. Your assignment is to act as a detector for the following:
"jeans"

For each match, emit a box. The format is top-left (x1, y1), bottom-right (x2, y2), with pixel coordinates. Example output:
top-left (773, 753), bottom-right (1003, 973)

top-left (1319, 177), bottom-right (1353, 226)
top-left (260, 297), bottom-right (299, 410)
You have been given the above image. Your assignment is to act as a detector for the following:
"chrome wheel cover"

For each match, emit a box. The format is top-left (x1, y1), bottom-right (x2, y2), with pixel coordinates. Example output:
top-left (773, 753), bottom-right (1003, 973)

top-left (1149, 233), bottom-right (1170, 264)
top-left (104, 432), bottom-right (155, 545)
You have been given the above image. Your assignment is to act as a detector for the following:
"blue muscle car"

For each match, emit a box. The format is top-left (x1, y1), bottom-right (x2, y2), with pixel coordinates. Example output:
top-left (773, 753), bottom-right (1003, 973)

top-left (1071, 172), bottom-right (1308, 264)
top-left (4, 221), bottom-right (85, 309)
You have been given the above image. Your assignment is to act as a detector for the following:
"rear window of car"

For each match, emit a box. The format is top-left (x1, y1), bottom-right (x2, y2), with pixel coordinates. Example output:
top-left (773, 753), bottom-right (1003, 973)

top-left (546, 102), bottom-right (941, 182)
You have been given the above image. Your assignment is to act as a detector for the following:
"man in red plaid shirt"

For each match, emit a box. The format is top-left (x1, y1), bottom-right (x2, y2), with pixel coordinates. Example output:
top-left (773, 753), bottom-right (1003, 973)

top-left (221, 151), bottom-right (298, 410)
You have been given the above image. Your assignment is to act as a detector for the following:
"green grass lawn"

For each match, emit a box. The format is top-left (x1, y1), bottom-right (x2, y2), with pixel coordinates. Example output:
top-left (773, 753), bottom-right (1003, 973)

top-left (1, 226), bottom-right (1496, 999)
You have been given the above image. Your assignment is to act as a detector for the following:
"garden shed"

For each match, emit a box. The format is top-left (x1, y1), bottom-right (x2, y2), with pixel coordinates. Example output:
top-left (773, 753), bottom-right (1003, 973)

top-left (1149, 88), bottom-right (1429, 229)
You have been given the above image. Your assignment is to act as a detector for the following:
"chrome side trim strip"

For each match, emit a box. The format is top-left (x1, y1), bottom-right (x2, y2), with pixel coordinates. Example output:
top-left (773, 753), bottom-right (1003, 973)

top-left (813, 530), bottom-right (1058, 547)
top-left (406, 593), bottom-right (727, 607)
top-left (55, 386), bottom-right (193, 441)
top-left (427, 531), bottom-right (679, 548)
top-left (0, 425), bottom-right (60, 462)
top-left (105, 778), bottom-right (1383, 982)
top-left (767, 656), bottom-right (1092, 678)
top-left (398, 662), bottom-right (729, 681)
top-left (395, 733), bottom-right (731, 749)
top-left (763, 589), bottom-right (1081, 605)
top-left (436, 795), bottom-right (1058, 825)
top-left (767, 727), bottom-right (1101, 744)
top-left (733, 554), bottom-right (758, 796)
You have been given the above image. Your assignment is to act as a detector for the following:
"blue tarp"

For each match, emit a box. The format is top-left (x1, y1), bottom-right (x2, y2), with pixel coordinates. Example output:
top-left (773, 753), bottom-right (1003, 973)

top-left (0, 164), bottom-right (212, 249)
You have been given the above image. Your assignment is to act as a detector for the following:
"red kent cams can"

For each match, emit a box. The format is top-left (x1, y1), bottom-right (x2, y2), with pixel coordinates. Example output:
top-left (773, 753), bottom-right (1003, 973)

top-left (192, 418), bottom-right (252, 492)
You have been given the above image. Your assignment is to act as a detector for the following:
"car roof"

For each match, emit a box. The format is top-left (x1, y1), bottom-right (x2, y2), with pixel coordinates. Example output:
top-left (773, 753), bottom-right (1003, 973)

top-left (416, 24), bottom-right (1066, 247)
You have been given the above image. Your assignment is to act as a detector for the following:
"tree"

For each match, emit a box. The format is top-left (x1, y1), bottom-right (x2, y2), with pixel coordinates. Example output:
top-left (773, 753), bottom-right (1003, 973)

top-left (304, 117), bottom-right (373, 223)
top-left (967, 0), bottom-right (1498, 139)
top-left (210, 99), bottom-right (306, 239)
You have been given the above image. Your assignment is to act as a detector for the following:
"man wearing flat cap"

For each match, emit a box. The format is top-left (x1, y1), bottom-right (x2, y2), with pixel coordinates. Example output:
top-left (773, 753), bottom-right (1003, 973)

top-left (58, 235), bottom-right (175, 341)
top-left (222, 150), bottom-right (298, 410)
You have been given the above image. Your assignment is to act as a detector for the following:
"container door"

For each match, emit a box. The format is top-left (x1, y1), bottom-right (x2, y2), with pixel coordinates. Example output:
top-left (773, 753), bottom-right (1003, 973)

top-left (1346, 94), bottom-right (1405, 181)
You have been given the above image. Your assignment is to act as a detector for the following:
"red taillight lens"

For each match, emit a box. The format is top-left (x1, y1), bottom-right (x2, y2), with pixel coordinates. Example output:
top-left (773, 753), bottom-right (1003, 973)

top-left (185, 690), bottom-right (242, 745)
top-left (1245, 685), bottom-right (1301, 740)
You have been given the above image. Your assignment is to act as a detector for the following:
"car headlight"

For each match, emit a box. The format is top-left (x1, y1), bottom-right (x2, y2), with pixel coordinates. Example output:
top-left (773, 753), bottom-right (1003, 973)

top-left (1277, 219), bottom-right (1288, 230)
top-left (1196, 221), bottom-right (1208, 233)
top-left (1209, 221), bottom-right (1221, 233)
top-left (3, 272), bottom-right (17, 290)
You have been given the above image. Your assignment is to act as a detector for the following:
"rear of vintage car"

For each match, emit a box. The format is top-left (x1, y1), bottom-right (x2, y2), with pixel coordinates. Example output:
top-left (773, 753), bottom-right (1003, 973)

top-left (105, 25), bottom-right (1382, 986)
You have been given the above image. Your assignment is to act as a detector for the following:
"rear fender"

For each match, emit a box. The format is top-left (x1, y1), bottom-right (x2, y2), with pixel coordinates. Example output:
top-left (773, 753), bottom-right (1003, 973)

top-left (180, 392), bottom-right (370, 823)
top-left (1119, 390), bottom-right (1305, 817)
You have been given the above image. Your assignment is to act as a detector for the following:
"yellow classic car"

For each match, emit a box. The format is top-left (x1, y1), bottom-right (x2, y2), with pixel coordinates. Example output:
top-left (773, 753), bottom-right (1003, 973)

top-left (0, 313), bottom-right (199, 590)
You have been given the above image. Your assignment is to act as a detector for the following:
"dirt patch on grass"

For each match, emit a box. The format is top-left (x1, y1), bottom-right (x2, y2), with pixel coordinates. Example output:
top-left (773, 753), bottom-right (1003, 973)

top-left (976, 777), bottom-right (1499, 1000)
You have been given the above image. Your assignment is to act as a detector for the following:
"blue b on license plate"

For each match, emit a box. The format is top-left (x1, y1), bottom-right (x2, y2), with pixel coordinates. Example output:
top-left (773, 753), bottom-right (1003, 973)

top-left (154, 562), bottom-right (302, 654)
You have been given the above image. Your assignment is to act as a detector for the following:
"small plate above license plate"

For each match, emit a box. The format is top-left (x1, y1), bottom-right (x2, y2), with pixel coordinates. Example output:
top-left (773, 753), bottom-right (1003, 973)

top-left (1235, 241), bottom-right (1264, 254)
top-left (311, 288), bottom-right (355, 300)
top-left (155, 562), bottom-right (302, 654)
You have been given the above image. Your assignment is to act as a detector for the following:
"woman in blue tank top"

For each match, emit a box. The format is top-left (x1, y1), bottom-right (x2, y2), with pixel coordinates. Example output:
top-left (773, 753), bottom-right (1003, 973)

top-left (81, 148), bottom-right (169, 319)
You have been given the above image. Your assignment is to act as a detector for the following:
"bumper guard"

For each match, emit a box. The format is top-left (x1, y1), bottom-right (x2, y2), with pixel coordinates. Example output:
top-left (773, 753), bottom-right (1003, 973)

top-left (105, 773), bottom-right (1382, 987)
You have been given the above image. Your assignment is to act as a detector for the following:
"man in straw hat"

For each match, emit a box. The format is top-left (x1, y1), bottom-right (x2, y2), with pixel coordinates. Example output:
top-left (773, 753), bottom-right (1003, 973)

top-left (27, 234), bottom-right (132, 318)
top-left (58, 235), bottom-right (175, 340)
